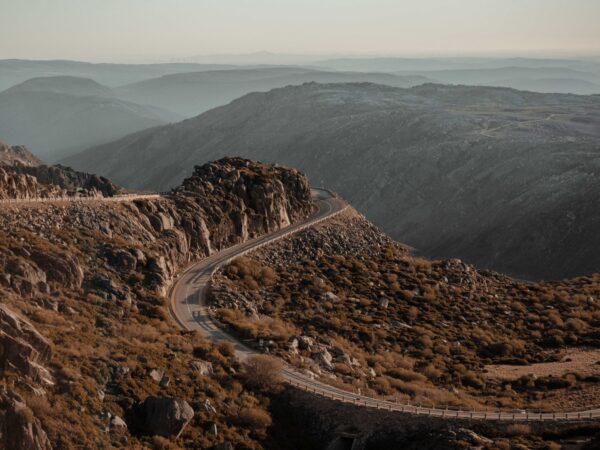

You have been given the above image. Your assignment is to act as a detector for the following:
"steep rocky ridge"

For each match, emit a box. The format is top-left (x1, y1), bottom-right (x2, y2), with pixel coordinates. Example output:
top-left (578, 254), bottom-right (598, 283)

top-left (8, 164), bottom-right (123, 197)
top-left (0, 167), bottom-right (67, 200)
top-left (0, 157), bottom-right (312, 449)
top-left (64, 82), bottom-right (600, 280)
top-left (0, 162), bottom-right (123, 200)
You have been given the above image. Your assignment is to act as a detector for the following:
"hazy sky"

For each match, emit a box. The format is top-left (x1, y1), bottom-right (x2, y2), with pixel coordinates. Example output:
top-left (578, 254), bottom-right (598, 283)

top-left (1, 0), bottom-right (599, 62)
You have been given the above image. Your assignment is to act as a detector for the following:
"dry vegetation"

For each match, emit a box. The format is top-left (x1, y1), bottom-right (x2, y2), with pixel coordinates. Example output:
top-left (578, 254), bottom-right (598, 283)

top-left (210, 209), bottom-right (600, 412)
top-left (0, 214), bottom-right (278, 449)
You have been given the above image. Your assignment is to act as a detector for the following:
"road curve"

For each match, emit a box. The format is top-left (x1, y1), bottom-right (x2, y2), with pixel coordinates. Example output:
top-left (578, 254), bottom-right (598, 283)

top-left (169, 189), bottom-right (600, 422)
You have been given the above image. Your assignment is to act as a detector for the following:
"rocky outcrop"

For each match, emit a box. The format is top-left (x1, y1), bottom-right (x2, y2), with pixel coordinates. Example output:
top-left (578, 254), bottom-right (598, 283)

top-left (173, 157), bottom-right (312, 241)
top-left (10, 164), bottom-right (122, 197)
top-left (0, 156), bottom-right (123, 200)
top-left (132, 396), bottom-right (194, 438)
top-left (0, 141), bottom-right (41, 167)
top-left (0, 389), bottom-right (52, 450)
top-left (0, 167), bottom-right (66, 200)
top-left (0, 305), bottom-right (52, 384)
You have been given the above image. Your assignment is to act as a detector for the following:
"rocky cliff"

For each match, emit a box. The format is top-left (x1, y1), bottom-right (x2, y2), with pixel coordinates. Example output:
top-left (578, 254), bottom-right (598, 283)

top-left (0, 163), bottom-right (123, 200)
top-left (0, 166), bottom-right (67, 200)
top-left (9, 164), bottom-right (123, 197)
top-left (0, 157), bottom-right (313, 449)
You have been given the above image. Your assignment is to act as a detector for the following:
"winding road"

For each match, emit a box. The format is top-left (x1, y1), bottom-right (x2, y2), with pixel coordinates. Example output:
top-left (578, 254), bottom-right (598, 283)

top-left (169, 189), bottom-right (600, 421)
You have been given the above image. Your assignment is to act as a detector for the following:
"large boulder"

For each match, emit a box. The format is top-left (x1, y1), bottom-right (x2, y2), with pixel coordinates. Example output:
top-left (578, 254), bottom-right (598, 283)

top-left (133, 396), bottom-right (194, 438)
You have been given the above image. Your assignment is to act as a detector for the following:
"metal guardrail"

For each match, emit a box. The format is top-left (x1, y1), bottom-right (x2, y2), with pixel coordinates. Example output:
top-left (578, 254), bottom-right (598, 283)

top-left (0, 193), bottom-right (161, 205)
top-left (286, 379), bottom-right (600, 421)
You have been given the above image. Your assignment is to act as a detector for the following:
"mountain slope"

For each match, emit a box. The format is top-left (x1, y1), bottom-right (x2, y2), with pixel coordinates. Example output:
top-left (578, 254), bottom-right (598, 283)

top-left (117, 67), bottom-right (429, 116)
top-left (64, 82), bottom-right (600, 280)
top-left (0, 76), bottom-right (180, 161)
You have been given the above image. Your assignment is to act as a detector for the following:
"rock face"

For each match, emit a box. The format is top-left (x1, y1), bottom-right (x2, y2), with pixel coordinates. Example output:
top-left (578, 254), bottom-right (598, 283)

top-left (174, 157), bottom-right (312, 241)
top-left (9, 164), bottom-right (122, 197)
top-left (0, 389), bottom-right (52, 450)
top-left (0, 162), bottom-right (122, 200)
top-left (0, 141), bottom-right (42, 167)
top-left (0, 305), bottom-right (52, 383)
top-left (134, 396), bottom-right (194, 438)
top-left (0, 166), bottom-right (66, 200)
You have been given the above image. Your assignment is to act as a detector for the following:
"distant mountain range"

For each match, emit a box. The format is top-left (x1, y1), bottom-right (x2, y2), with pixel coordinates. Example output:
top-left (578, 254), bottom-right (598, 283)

top-left (317, 57), bottom-right (600, 95)
top-left (0, 76), bottom-right (179, 161)
top-left (64, 82), bottom-right (600, 280)
top-left (116, 67), bottom-right (429, 116)
top-left (0, 59), bottom-right (244, 91)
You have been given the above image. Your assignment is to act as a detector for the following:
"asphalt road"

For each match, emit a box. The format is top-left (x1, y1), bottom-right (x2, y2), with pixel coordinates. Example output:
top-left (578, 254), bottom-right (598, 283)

top-left (169, 189), bottom-right (600, 421)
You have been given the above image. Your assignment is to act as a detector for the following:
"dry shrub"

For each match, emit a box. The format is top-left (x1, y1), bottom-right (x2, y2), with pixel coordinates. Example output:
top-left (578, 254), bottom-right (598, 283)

top-left (152, 436), bottom-right (181, 450)
top-left (22, 394), bottom-right (52, 419)
top-left (236, 407), bottom-right (272, 429)
top-left (217, 341), bottom-right (236, 357)
top-left (386, 367), bottom-right (426, 383)
top-left (241, 355), bottom-right (283, 392)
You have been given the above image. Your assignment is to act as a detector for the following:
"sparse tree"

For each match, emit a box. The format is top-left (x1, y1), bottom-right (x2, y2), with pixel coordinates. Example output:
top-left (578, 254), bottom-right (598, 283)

top-left (241, 355), bottom-right (283, 392)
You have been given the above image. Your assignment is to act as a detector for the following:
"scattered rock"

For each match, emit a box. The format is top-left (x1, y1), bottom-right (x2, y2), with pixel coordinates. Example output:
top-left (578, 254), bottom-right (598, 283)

top-left (110, 415), bottom-right (127, 430)
top-left (148, 368), bottom-right (164, 383)
top-left (134, 396), bottom-right (194, 438)
top-left (190, 359), bottom-right (214, 376)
